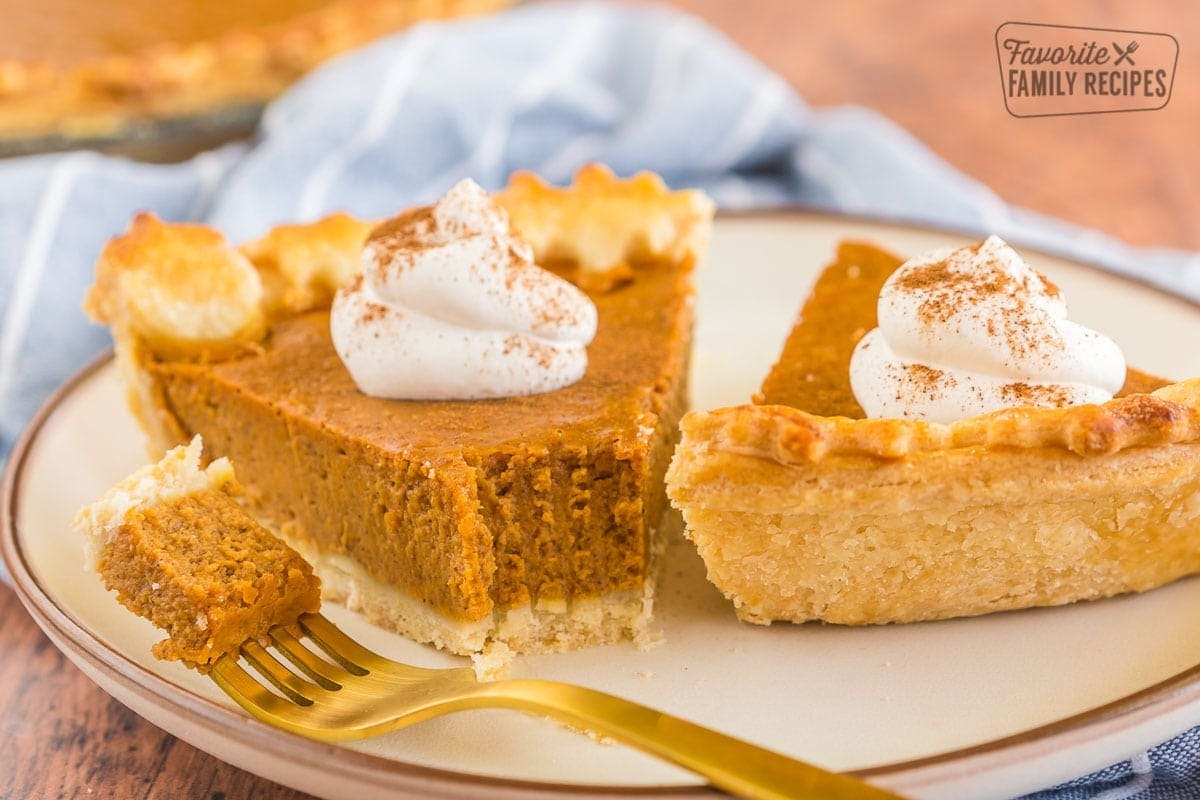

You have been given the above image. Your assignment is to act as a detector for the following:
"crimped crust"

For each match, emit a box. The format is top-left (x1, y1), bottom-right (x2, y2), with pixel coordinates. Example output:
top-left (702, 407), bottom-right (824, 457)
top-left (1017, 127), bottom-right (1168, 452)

top-left (496, 164), bottom-right (715, 291)
top-left (667, 438), bottom-right (1200, 625)
top-left (239, 212), bottom-right (374, 317)
top-left (686, 378), bottom-right (1200, 465)
top-left (85, 213), bottom-right (267, 362)
top-left (0, 0), bottom-right (513, 140)
top-left (669, 383), bottom-right (1200, 627)
top-left (85, 213), bottom-right (270, 454)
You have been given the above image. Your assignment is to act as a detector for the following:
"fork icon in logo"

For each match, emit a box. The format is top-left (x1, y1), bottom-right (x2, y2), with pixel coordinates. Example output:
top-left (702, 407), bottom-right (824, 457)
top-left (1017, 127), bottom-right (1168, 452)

top-left (1113, 40), bottom-right (1139, 65)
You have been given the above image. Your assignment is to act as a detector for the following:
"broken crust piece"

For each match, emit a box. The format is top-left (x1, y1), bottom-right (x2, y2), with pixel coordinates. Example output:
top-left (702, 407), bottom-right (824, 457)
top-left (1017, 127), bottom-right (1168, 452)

top-left (73, 437), bottom-right (321, 668)
top-left (84, 167), bottom-right (711, 667)
top-left (667, 239), bottom-right (1200, 626)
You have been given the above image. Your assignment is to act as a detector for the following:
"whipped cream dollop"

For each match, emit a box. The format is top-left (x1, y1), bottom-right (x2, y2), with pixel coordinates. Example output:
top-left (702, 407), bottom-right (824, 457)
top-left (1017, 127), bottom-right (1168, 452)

top-left (849, 236), bottom-right (1126, 423)
top-left (330, 179), bottom-right (598, 400)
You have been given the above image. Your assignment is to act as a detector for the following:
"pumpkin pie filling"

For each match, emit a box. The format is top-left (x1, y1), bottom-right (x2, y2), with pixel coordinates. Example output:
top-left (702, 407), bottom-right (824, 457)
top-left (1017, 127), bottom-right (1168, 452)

top-left (148, 261), bottom-right (691, 628)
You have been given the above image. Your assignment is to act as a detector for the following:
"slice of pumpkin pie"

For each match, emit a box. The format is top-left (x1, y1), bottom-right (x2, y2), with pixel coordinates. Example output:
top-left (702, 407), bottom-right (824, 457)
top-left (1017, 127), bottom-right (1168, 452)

top-left (84, 165), bottom-right (713, 659)
top-left (668, 237), bottom-right (1200, 626)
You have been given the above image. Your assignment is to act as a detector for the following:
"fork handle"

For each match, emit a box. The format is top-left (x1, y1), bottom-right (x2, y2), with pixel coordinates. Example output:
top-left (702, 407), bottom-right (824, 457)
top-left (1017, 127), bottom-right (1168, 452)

top-left (469, 679), bottom-right (905, 800)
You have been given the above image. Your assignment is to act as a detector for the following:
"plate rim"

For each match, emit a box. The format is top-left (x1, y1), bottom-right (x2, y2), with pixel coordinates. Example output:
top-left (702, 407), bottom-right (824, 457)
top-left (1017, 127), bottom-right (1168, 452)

top-left (5, 208), bottom-right (1200, 798)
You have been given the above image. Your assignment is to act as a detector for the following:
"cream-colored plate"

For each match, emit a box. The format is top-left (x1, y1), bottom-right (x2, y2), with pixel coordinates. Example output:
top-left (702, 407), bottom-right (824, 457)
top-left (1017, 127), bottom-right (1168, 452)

top-left (6, 212), bottom-right (1200, 800)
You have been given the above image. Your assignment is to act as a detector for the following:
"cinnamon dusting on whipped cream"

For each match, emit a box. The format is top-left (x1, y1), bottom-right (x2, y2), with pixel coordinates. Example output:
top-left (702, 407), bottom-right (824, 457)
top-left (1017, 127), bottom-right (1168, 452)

top-left (894, 244), bottom-right (1066, 365)
top-left (903, 363), bottom-right (953, 396)
top-left (999, 381), bottom-right (1072, 407)
top-left (330, 179), bottom-right (598, 401)
top-left (849, 236), bottom-right (1126, 423)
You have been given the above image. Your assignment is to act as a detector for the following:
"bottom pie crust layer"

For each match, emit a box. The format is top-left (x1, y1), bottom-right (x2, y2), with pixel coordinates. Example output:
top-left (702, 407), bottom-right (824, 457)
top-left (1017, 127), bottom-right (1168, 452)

top-left (277, 511), bottom-right (672, 675)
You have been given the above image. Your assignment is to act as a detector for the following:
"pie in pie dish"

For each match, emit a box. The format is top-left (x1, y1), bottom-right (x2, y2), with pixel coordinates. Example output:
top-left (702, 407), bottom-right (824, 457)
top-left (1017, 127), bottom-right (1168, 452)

top-left (666, 240), bottom-right (1200, 625)
top-left (85, 165), bottom-right (713, 663)
top-left (0, 0), bottom-right (512, 143)
top-left (73, 436), bottom-right (322, 668)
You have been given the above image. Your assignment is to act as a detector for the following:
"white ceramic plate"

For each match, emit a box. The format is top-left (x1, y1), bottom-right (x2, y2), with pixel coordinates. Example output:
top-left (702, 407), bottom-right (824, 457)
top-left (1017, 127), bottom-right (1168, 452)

top-left (6, 212), bottom-right (1200, 800)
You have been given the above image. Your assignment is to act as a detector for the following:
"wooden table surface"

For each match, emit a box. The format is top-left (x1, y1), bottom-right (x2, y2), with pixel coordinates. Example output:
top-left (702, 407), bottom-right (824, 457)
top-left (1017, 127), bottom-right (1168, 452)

top-left (676, 0), bottom-right (1199, 250)
top-left (3, 2), bottom-right (1197, 799)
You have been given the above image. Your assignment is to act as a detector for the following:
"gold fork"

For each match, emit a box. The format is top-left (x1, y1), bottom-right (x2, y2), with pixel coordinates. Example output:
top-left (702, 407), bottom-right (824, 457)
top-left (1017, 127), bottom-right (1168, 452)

top-left (210, 613), bottom-right (906, 800)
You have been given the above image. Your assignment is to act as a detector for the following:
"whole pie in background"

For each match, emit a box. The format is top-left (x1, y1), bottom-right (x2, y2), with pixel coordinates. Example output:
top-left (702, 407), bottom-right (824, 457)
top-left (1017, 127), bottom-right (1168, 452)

top-left (0, 0), bottom-right (513, 156)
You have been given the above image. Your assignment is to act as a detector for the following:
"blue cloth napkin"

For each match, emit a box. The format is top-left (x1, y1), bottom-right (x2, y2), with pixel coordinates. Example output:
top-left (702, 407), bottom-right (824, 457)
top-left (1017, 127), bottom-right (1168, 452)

top-left (1, 3), bottom-right (1198, 796)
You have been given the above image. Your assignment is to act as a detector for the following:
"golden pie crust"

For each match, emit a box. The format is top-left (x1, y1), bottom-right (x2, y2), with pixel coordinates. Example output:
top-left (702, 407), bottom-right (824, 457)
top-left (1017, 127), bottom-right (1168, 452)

top-left (496, 165), bottom-right (715, 291)
top-left (666, 240), bottom-right (1200, 626)
top-left (0, 0), bottom-right (513, 141)
top-left (86, 165), bottom-right (712, 663)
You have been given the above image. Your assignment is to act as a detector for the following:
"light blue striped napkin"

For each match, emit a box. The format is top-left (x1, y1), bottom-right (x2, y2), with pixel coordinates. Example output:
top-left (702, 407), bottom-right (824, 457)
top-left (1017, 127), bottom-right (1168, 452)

top-left (1, 3), bottom-right (1197, 796)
